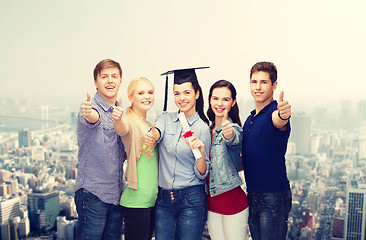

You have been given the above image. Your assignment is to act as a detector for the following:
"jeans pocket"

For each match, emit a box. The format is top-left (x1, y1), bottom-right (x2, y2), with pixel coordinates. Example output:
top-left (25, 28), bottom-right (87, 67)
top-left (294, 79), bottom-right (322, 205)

top-left (83, 191), bottom-right (100, 205)
top-left (156, 191), bottom-right (164, 205)
top-left (184, 192), bottom-right (205, 207)
top-left (260, 193), bottom-right (281, 210)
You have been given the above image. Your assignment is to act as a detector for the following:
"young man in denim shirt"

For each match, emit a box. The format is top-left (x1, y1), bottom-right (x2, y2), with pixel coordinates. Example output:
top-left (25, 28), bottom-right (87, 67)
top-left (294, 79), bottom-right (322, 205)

top-left (74, 59), bottom-right (125, 240)
top-left (242, 61), bottom-right (292, 240)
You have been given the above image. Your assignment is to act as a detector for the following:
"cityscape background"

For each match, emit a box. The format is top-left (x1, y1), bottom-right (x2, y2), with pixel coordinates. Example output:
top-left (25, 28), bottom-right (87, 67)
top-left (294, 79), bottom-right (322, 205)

top-left (1, 0), bottom-right (366, 239)
top-left (1, 97), bottom-right (366, 239)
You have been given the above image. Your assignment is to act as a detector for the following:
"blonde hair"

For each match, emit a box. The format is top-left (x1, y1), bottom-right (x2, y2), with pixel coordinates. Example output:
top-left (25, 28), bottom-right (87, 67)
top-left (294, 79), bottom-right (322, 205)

top-left (126, 77), bottom-right (155, 159)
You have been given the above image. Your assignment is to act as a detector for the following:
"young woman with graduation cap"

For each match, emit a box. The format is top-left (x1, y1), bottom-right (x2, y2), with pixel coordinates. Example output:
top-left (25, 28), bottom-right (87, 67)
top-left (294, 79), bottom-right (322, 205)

top-left (144, 67), bottom-right (211, 240)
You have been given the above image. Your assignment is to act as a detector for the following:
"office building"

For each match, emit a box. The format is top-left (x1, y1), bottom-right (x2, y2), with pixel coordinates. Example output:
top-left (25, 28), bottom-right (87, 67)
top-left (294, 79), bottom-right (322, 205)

top-left (28, 190), bottom-right (59, 231)
top-left (344, 184), bottom-right (366, 239)
top-left (57, 216), bottom-right (76, 240)
top-left (18, 128), bottom-right (31, 148)
top-left (0, 197), bottom-right (21, 224)
top-left (18, 217), bottom-right (30, 238)
top-left (289, 112), bottom-right (311, 154)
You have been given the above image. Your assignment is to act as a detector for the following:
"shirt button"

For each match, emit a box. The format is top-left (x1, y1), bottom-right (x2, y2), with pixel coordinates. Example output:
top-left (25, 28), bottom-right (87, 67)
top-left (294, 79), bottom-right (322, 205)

top-left (211, 179), bottom-right (214, 182)
top-left (250, 121), bottom-right (253, 124)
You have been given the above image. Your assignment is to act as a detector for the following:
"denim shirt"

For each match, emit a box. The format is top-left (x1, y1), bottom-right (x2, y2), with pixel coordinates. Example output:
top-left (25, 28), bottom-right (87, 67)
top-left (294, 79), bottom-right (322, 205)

top-left (209, 118), bottom-right (243, 197)
top-left (75, 93), bottom-right (125, 205)
top-left (155, 111), bottom-right (211, 190)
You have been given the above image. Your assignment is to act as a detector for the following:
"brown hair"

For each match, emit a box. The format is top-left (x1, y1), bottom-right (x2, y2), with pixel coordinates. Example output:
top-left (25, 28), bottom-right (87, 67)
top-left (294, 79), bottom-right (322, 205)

top-left (250, 61), bottom-right (277, 84)
top-left (93, 59), bottom-right (122, 81)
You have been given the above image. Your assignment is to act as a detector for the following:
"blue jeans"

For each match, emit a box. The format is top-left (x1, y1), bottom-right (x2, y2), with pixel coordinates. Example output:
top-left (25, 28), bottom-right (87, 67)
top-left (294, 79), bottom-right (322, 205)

top-left (74, 189), bottom-right (123, 240)
top-left (155, 185), bottom-right (207, 240)
top-left (247, 189), bottom-right (292, 240)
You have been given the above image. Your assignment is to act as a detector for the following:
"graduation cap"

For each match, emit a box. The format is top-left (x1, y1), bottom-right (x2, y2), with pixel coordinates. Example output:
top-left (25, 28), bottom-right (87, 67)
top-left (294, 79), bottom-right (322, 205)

top-left (161, 67), bottom-right (209, 111)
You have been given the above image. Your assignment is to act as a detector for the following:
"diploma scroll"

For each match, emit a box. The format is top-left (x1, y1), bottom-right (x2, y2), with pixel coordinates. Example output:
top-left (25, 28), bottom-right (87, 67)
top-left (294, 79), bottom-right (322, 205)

top-left (178, 112), bottom-right (202, 159)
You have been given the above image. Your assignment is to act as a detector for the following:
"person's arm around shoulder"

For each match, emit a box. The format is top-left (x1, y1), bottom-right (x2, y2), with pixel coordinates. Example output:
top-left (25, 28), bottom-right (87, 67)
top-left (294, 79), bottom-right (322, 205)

top-left (272, 91), bottom-right (291, 131)
top-left (80, 93), bottom-right (99, 124)
top-left (112, 98), bottom-right (129, 136)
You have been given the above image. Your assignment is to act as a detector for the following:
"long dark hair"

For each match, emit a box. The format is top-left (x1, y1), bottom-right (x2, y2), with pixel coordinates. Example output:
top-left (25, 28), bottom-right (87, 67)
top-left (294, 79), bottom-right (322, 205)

top-left (207, 80), bottom-right (241, 126)
top-left (192, 81), bottom-right (209, 125)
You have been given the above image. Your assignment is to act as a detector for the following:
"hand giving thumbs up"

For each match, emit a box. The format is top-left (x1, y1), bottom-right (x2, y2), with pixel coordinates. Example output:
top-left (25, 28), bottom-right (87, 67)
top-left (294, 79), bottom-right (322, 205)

top-left (221, 109), bottom-right (234, 139)
top-left (277, 91), bottom-right (291, 121)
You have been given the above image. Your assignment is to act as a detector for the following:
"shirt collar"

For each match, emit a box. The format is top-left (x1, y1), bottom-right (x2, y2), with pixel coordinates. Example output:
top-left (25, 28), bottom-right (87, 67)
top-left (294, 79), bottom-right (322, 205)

top-left (94, 93), bottom-right (117, 112)
top-left (251, 100), bottom-right (277, 117)
top-left (174, 111), bottom-right (200, 126)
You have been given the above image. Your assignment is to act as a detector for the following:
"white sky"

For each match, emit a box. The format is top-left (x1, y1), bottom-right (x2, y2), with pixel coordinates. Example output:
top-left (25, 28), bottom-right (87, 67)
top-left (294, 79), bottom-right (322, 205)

top-left (1, 0), bottom-right (365, 112)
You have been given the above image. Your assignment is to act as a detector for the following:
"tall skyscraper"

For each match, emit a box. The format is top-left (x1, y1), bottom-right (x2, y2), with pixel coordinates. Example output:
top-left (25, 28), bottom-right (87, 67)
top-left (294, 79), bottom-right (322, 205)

top-left (344, 183), bottom-right (366, 239)
top-left (18, 128), bottom-right (31, 148)
top-left (289, 112), bottom-right (311, 155)
top-left (28, 190), bottom-right (59, 231)
top-left (70, 112), bottom-right (77, 133)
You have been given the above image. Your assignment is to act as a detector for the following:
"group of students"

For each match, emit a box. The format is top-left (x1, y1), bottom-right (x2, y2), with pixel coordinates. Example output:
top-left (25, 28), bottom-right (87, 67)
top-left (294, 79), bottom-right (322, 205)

top-left (74, 59), bottom-right (292, 240)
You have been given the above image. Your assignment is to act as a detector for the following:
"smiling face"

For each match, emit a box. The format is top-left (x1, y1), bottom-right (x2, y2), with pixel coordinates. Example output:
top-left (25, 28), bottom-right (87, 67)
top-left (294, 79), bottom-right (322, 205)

top-left (173, 82), bottom-right (199, 118)
top-left (94, 67), bottom-right (122, 105)
top-left (129, 81), bottom-right (155, 116)
top-left (250, 71), bottom-right (277, 108)
top-left (210, 87), bottom-right (236, 120)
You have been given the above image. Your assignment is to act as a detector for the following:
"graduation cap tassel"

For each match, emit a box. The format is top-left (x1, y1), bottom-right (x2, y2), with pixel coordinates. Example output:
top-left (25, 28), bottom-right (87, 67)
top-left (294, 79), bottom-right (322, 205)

top-left (163, 75), bottom-right (168, 112)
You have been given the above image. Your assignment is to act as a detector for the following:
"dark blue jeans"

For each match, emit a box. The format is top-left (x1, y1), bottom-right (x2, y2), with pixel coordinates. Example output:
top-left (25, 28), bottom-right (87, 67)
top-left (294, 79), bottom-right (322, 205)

top-left (155, 185), bottom-right (208, 240)
top-left (74, 189), bottom-right (123, 240)
top-left (247, 189), bottom-right (292, 240)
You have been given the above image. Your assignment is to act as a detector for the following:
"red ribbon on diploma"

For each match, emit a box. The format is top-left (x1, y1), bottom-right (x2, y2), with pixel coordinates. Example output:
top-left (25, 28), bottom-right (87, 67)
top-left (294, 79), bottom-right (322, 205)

top-left (182, 130), bottom-right (194, 138)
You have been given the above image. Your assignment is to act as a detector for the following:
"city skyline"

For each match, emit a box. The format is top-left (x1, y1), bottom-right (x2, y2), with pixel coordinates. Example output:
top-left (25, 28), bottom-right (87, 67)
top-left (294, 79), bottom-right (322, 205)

top-left (1, 0), bottom-right (366, 110)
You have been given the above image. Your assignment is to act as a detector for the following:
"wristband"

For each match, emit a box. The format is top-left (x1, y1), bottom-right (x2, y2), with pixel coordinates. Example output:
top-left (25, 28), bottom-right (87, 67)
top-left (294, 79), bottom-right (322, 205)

top-left (278, 111), bottom-right (290, 121)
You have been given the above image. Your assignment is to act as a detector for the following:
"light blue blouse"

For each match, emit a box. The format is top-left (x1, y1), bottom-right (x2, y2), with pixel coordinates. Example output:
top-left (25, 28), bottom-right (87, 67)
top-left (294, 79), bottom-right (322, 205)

top-left (155, 111), bottom-right (211, 189)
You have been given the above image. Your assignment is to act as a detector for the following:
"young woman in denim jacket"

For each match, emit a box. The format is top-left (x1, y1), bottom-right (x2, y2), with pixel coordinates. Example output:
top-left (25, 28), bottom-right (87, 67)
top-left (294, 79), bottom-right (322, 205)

top-left (206, 80), bottom-right (249, 240)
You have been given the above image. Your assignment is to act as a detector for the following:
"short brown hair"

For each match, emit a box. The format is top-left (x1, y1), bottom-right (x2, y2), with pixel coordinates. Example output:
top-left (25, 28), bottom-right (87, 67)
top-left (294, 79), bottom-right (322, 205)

top-left (250, 61), bottom-right (277, 84)
top-left (93, 59), bottom-right (122, 81)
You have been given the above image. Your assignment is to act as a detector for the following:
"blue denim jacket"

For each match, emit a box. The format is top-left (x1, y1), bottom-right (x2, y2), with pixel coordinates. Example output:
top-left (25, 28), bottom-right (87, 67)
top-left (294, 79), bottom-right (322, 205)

top-left (209, 118), bottom-right (243, 197)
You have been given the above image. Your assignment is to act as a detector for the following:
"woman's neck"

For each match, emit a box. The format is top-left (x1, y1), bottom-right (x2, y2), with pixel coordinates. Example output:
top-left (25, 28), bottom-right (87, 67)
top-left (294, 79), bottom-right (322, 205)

top-left (182, 108), bottom-right (196, 119)
top-left (214, 116), bottom-right (223, 129)
top-left (132, 107), bottom-right (147, 120)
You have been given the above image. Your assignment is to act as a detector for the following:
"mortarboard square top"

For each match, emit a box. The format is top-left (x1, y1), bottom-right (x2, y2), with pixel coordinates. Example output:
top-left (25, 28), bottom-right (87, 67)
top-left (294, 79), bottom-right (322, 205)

top-left (161, 67), bottom-right (209, 85)
top-left (161, 66), bottom-right (209, 111)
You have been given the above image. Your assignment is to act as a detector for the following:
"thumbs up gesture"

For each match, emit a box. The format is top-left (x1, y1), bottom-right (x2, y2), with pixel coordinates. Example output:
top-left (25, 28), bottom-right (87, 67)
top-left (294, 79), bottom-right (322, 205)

top-left (277, 91), bottom-right (291, 121)
top-left (112, 97), bottom-right (124, 121)
top-left (144, 123), bottom-right (159, 146)
top-left (80, 93), bottom-right (93, 119)
top-left (221, 110), bottom-right (234, 139)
